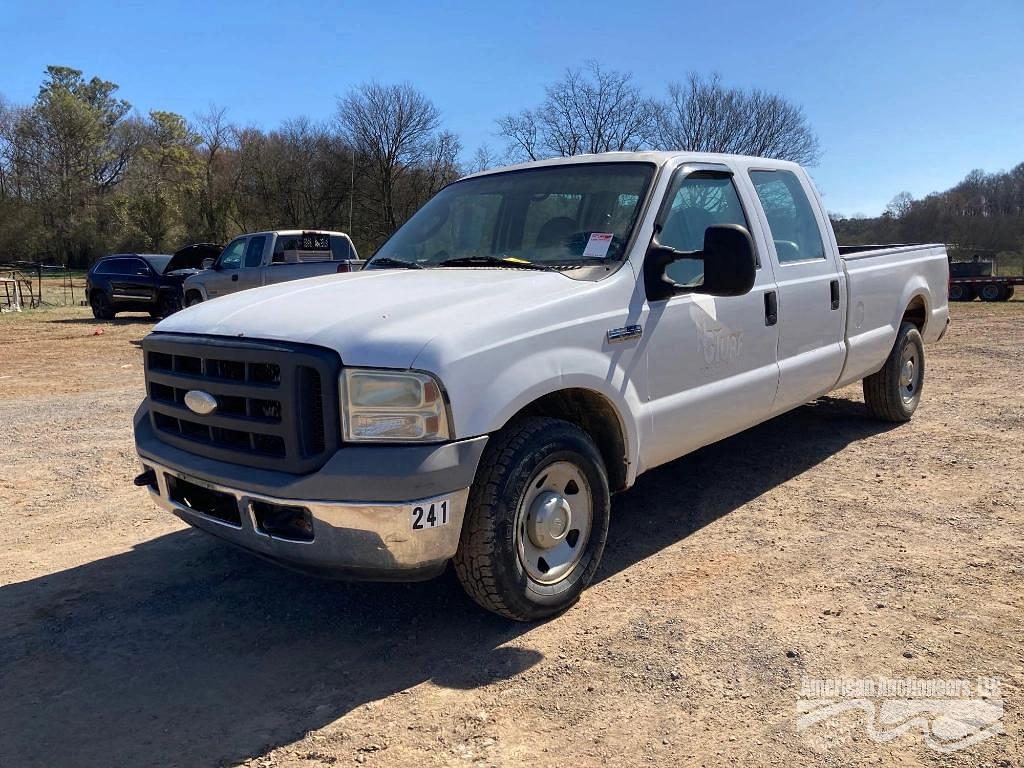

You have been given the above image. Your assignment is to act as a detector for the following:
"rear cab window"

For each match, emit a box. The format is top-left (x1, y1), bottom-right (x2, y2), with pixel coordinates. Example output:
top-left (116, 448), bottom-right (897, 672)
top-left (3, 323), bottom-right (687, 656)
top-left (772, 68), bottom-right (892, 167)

top-left (272, 233), bottom-right (335, 264)
top-left (749, 170), bottom-right (826, 264)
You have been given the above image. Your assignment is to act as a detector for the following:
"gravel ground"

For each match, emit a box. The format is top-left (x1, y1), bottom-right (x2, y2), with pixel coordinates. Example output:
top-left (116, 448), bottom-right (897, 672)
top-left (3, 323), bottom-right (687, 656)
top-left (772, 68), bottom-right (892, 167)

top-left (0, 300), bottom-right (1021, 767)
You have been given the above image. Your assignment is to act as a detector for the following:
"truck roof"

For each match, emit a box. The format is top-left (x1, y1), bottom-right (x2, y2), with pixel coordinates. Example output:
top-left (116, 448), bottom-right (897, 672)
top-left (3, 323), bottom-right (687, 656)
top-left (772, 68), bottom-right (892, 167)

top-left (242, 229), bottom-right (351, 238)
top-left (463, 151), bottom-right (803, 180)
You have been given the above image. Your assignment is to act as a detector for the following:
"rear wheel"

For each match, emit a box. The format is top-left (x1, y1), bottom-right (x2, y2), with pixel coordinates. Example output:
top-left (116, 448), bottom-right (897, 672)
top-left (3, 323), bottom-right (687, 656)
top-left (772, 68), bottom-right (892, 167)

top-left (948, 283), bottom-right (973, 302)
top-left (90, 291), bottom-right (115, 320)
top-left (1004, 286), bottom-right (1015, 301)
top-left (980, 283), bottom-right (1003, 302)
top-left (863, 321), bottom-right (924, 422)
top-left (453, 417), bottom-right (610, 621)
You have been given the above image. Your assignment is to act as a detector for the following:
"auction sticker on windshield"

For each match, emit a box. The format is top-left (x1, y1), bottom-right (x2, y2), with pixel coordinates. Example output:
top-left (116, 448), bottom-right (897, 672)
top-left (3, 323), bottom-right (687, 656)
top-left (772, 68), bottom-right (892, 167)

top-left (582, 232), bottom-right (614, 258)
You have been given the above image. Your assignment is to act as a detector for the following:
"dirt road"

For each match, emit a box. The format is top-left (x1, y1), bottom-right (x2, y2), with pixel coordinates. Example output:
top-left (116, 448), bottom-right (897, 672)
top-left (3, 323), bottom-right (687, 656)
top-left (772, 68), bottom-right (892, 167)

top-left (1, 301), bottom-right (1021, 767)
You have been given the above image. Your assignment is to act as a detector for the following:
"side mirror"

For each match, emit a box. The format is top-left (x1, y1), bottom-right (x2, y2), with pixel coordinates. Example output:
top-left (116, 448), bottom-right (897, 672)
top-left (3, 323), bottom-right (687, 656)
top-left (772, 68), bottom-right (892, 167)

top-left (644, 224), bottom-right (756, 301)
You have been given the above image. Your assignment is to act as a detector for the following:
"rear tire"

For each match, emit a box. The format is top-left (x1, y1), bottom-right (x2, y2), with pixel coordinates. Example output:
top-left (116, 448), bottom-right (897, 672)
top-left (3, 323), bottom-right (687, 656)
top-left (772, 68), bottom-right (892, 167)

top-left (980, 283), bottom-right (1003, 302)
top-left (863, 321), bottom-right (924, 422)
top-left (90, 291), bottom-right (115, 320)
top-left (948, 283), bottom-right (973, 302)
top-left (453, 417), bottom-right (610, 621)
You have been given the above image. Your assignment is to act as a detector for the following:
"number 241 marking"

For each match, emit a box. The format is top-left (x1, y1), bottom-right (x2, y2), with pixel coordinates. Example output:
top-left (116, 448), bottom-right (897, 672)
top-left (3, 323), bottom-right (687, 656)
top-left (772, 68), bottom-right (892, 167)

top-left (412, 500), bottom-right (449, 530)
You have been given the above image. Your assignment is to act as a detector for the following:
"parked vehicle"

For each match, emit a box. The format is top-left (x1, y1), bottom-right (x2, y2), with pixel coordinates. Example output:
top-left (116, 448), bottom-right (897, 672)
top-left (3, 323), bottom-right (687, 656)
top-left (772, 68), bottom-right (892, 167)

top-left (134, 153), bottom-right (950, 620)
top-left (947, 258), bottom-right (1021, 301)
top-left (182, 230), bottom-right (361, 306)
top-left (87, 244), bottom-right (220, 319)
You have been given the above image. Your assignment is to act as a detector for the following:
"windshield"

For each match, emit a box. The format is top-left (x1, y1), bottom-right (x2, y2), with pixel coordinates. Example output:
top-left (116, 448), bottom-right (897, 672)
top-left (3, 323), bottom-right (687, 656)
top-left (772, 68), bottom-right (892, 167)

top-left (369, 162), bottom-right (655, 270)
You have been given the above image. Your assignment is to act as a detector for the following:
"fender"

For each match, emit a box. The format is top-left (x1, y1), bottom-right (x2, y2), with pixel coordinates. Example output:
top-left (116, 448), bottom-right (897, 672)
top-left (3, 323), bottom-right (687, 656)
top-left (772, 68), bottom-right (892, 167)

top-left (436, 345), bottom-right (645, 489)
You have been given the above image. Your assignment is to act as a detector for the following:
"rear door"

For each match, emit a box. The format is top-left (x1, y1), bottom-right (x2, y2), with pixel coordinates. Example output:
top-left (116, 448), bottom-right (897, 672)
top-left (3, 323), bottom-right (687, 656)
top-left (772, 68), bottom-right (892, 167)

top-left (641, 164), bottom-right (781, 468)
top-left (744, 167), bottom-right (845, 413)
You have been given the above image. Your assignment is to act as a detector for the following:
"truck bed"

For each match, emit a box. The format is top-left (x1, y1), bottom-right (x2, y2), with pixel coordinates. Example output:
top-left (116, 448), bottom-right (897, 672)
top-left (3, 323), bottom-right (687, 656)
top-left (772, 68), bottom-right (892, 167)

top-left (836, 243), bottom-right (949, 388)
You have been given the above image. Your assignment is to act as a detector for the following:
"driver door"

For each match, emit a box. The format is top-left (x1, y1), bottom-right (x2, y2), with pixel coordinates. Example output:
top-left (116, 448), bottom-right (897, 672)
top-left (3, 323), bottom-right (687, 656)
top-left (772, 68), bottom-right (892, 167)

top-left (205, 237), bottom-right (247, 298)
top-left (642, 166), bottom-right (781, 469)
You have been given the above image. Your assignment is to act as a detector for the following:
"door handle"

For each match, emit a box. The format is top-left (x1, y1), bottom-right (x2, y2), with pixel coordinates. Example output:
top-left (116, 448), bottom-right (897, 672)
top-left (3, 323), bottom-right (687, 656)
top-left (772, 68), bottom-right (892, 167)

top-left (830, 279), bottom-right (840, 310)
top-left (231, 274), bottom-right (239, 281)
top-left (764, 290), bottom-right (778, 326)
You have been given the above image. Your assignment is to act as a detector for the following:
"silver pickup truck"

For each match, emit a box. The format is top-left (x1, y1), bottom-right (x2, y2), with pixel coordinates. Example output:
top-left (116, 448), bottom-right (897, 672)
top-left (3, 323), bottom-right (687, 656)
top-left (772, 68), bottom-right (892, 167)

top-left (183, 230), bottom-right (361, 306)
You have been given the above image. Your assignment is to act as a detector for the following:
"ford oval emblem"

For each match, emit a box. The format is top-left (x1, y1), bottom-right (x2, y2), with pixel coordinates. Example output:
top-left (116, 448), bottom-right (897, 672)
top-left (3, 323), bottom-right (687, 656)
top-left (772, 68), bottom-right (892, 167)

top-left (184, 390), bottom-right (218, 416)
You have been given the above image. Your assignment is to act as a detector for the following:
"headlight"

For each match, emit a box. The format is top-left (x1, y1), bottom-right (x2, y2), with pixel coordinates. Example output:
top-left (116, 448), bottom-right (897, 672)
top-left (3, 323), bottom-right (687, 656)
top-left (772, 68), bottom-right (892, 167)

top-left (341, 369), bottom-right (451, 443)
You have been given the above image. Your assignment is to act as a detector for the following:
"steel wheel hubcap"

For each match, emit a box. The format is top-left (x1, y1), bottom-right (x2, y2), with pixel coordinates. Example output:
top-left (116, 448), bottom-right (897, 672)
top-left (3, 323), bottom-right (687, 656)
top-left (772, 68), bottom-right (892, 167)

top-left (516, 460), bottom-right (592, 585)
top-left (899, 348), bottom-right (919, 401)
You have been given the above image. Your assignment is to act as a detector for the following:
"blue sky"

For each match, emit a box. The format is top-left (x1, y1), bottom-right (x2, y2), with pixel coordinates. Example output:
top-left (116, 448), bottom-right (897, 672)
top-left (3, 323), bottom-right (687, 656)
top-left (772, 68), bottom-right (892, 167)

top-left (2, 0), bottom-right (1022, 215)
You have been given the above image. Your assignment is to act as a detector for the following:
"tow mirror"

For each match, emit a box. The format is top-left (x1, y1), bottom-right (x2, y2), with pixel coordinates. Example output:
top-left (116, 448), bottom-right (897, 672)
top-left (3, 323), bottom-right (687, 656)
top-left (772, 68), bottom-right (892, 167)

top-left (201, 258), bottom-right (215, 270)
top-left (644, 224), bottom-right (756, 301)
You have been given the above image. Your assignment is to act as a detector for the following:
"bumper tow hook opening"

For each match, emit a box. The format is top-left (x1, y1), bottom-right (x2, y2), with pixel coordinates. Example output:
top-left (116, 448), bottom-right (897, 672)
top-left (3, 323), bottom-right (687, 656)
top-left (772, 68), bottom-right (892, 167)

top-left (252, 500), bottom-right (315, 542)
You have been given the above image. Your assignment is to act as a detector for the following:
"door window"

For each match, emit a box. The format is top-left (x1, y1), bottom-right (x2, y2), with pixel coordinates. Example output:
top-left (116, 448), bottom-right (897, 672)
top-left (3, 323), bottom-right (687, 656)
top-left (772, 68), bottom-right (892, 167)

top-left (244, 236), bottom-right (267, 268)
top-left (218, 238), bottom-right (246, 269)
top-left (660, 173), bottom-right (750, 286)
top-left (749, 170), bottom-right (826, 263)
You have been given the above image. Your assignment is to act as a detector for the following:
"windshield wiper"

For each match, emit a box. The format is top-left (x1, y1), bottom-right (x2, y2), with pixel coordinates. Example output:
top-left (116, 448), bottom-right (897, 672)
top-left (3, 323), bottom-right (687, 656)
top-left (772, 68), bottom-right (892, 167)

top-left (367, 257), bottom-right (424, 269)
top-left (437, 256), bottom-right (555, 272)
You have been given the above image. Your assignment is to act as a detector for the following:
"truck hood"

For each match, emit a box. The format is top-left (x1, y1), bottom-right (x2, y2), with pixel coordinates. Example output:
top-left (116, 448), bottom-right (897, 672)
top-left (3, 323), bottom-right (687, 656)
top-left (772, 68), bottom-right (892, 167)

top-left (154, 268), bottom-right (590, 368)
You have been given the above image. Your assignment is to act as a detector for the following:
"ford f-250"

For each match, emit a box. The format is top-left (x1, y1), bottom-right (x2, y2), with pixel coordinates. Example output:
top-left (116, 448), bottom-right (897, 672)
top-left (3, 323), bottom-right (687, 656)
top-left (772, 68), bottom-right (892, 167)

top-left (133, 152), bottom-right (950, 621)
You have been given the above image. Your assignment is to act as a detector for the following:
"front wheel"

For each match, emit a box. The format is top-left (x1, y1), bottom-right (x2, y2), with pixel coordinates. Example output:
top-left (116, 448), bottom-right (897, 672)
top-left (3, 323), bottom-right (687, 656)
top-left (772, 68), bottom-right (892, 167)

top-left (154, 291), bottom-right (182, 318)
top-left (184, 291), bottom-right (203, 307)
top-left (863, 321), bottom-right (924, 422)
top-left (453, 417), bottom-right (610, 621)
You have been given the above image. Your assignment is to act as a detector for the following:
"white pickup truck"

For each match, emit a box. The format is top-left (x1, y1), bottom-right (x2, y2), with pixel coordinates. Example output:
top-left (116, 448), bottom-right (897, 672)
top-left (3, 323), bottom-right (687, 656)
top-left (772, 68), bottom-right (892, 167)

top-left (134, 152), bottom-right (949, 620)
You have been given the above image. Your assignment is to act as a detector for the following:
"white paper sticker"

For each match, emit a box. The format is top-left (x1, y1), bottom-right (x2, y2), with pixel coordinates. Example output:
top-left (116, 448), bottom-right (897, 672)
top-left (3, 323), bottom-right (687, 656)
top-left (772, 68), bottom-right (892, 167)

top-left (582, 232), bottom-right (614, 259)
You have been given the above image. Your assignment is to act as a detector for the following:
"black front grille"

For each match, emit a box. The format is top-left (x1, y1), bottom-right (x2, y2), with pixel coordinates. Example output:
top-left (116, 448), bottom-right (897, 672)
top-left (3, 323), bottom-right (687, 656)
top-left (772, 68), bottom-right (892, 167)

top-left (143, 334), bottom-right (341, 473)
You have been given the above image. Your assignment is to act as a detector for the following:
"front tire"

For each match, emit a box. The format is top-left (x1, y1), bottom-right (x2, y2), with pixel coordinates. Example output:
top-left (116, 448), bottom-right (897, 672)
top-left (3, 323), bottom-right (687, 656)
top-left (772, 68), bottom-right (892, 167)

top-left (863, 321), bottom-right (924, 422)
top-left (154, 291), bottom-right (181, 318)
top-left (453, 417), bottom-right (610, 621)
top-left (184, 290), bottom-right (203, 307)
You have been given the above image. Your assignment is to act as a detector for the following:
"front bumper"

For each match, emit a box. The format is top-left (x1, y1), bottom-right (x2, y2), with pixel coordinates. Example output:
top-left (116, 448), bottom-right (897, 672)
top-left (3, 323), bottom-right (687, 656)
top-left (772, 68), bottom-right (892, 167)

top-left (134, 403), bottom-right (487, 581)
top-left (142, 457), bottom-right (470, 581)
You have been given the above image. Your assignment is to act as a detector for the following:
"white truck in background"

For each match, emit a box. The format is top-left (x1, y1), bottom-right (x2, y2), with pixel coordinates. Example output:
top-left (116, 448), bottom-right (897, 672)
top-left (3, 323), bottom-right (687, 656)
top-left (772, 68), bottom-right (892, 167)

top-left (182, 230), bottom-right (361, 306)
top-left (134, 152), bottom-right (949, 621)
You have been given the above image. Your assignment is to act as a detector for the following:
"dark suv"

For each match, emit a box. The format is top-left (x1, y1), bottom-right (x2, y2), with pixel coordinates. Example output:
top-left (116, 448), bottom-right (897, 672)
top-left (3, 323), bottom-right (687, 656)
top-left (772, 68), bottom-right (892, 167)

top-left (86, 245), bottom-right (221, 320)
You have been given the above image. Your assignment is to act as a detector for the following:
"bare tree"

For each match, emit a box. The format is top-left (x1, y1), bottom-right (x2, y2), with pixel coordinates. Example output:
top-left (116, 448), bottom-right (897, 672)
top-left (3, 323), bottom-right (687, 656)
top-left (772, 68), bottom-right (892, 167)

top-left (498, 61), bottom-right (659, 161)
top-left (337, 82), bottom-right (442, 236)
top-left (656, 73), bottom-right (820, 165)
top-left (885, 191), bottom-right (914, 219)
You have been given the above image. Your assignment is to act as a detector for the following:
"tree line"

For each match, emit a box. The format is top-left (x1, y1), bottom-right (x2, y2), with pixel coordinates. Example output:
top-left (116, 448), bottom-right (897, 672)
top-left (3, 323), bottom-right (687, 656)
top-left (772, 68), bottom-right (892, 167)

top-left (831, 165), bottom-right (1024, 269)
top-left (0, 63), bottom-right (821, 267)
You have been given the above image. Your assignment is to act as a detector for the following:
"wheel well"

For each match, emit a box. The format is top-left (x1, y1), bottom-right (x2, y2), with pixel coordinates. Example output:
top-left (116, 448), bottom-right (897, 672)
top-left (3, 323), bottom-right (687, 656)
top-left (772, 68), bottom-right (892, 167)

top-left (902, 296), bottom-right (927, 332)
top-left (512, 388), bottom-right (628, 492)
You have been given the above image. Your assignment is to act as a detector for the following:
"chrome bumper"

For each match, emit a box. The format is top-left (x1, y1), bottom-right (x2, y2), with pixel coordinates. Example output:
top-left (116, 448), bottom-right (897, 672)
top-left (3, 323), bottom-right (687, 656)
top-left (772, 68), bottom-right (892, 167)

top-left (141, 459), bottom-right (469, 581)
